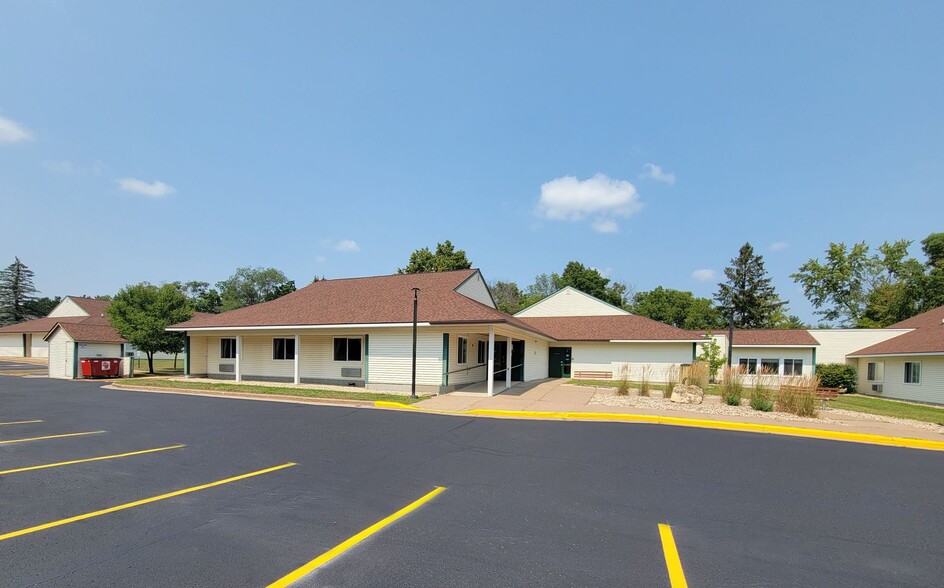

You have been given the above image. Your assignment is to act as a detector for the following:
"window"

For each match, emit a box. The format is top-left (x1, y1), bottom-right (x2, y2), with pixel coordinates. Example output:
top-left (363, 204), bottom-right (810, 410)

top-left (458, 337), bottom-right (468, 364)
top-left (273, 338), bottom-right (295, 360)
top-left (904, 361), bottom-right (921, 384)
top-left (783, 359), bottom-right (803, 376)
top-left (738, 358), bottom-right (757, 374)
top-left (867, 361), bottom-right (884, 382)
top-left (220, 338), bottom-right (236, 359)
top-left (477, 341), bottom-right (487, 365)
top-left (333, 338), bottom-right (362, 362)
top-left (761, 359), bottom-right (780, 376)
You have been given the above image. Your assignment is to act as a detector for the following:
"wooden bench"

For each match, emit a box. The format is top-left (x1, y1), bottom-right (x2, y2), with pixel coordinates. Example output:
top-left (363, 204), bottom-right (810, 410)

top-left (781, 385), bottom-right (841, 408)
top-left (573, 371), bottom-right (613, 380)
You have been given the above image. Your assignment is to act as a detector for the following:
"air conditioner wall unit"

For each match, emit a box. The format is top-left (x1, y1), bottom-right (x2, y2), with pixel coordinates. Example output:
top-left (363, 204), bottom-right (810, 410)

top-left (871, 384), bottom-right (883, 393)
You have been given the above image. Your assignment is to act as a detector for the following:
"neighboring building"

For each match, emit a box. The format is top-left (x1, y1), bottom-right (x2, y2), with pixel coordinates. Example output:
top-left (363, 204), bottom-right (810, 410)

top-left (700, 330), bottom-right (819, 381)
top-left (45, 317), bottom-right (128, 379)
top-left (848, 306), bottom-right (944, 405)
top-left (0, 297), bottom-right (110, 358)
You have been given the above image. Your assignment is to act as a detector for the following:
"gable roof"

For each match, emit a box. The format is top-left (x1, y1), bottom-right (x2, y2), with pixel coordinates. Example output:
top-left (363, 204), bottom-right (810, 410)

top-left (168, 270), bottom-right (550, 337)
top-left (730, 329), bottom-right (820, 347)
top-left (0, 316), bottom-right (67, 334)
top-left (849, 304), bottom-right (944, 356)
top-left (41, 315), bottom-right (127, 344)
top-left (518, 315), bottom-right (701, 342)
top-left (515, 286), bottom-right (631, 318)
top-left (0, 296), bottom-right (112, 334)
top-left (68, 297), bottom-right (110, 317)
top-left (886, 305), bottom-right (944, 330)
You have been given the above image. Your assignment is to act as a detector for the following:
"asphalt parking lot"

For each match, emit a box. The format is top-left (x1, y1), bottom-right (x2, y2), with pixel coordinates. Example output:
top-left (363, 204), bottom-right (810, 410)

top-left (1, 375), bottom-right (943, 587)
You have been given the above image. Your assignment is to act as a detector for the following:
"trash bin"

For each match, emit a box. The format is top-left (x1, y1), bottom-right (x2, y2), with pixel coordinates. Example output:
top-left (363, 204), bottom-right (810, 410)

top-left (80, 358), bottom-right (93, 378)
top-left (81, 358), bottom-right (123, 378)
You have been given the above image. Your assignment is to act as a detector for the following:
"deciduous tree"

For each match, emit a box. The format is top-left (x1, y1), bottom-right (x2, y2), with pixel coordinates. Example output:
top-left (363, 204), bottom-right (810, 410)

top-left (489, 280), bottom-right (523, 314)
top-left (107, 283), bottom-right (193, 374)
top-left (631, 287), bottom-right (725, 330)
top-left (217, 267), bottom-right (296, 311)
top-left (398, 241), bottom-right (472, 274)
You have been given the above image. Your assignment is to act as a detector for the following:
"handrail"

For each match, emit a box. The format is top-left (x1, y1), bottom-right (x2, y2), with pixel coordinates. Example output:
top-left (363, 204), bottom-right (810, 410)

top-left (447, 363), bottom-right (487, 375)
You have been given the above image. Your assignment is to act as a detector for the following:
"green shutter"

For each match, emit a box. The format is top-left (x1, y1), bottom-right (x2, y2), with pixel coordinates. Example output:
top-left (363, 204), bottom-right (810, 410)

top-left (184, 336), bottom-right (190, 376)
top-left (72, 341), bottom-right (79, 379)
top-left (442, 333), bottom-right (449, 386)
top-left (363, 334), bottom-right (369, 383)
top-left (811, 348), bottom-right (817, 375)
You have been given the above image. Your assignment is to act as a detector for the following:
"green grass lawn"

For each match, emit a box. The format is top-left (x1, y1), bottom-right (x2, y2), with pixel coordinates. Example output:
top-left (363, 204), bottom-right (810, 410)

top-left (831, 394), bottom-right (944, 426)
top-left (112, 377), bottom-right (426, 404)
top-left (129, 358), bottom-right (185, 376)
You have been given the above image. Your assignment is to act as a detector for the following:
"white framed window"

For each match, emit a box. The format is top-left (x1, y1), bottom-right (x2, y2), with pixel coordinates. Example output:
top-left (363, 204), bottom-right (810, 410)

top-left (904, 361), bottom-right (921, 384)
top-left (738, 358), bottom-right (757, 374)
top-left (761, 359), bottom-right (780, 375)
top-left (783, 359), bottom-right (803, 376)
top-left (457, 337), bottom-right (468, 364)
top-left (273, 338), bottom-right (295, 360)
top-left (333, 338), bottom-right (362, 362)
top-left (867, 361), bottom-right (884, 382)
top-left (220, 338), bottom-right (236, 359)
top-left (477, 341), bottom-right (487, 365)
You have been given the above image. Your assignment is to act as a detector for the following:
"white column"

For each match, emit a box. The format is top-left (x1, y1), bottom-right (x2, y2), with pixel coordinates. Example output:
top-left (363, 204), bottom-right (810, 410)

top-left (235, 335), bottom-right (242, 383)
top-left (293, 334), bottom-right (300, 385)
top-left (505, 336), bottom-right (512, 389)
top-left (487, 326), bottom-right (495, 397)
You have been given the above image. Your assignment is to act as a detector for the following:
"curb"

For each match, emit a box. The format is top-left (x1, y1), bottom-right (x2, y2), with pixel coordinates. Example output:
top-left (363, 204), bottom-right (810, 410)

top-left (372, 402), bottom-right (944, 452)
top-left (105, 384), bottom-right (377, 408)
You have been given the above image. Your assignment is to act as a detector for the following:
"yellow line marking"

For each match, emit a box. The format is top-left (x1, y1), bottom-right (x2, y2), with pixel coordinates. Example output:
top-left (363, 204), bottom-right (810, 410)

top-left (0, 420), bottom-right (43, 426)
top-left (0, 462), bottom-right (296, 542)
top-left (0, 444), bottom-right (186, 476)
top-left (267, 486), bottom-right (447, 587)
top-left (659, 524), bottom-right (688, 588)
top-left (0, 430), bottom-right (106, 446)
top-left (373, 402), bottom-right (944, 452)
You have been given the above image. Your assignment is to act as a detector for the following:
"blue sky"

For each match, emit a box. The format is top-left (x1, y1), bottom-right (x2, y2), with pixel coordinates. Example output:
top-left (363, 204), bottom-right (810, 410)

top-left (1, 1), bottom-right (942, 322)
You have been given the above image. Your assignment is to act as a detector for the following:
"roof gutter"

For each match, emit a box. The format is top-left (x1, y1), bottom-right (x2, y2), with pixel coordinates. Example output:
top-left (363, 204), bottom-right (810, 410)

top-left (167, 322), bottom-right (433, 332)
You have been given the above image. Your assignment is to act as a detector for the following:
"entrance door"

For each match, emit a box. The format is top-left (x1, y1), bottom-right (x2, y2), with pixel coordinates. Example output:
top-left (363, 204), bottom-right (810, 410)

top-left (511, 340), bottom-right (524, 381)
top-left (548, 347), bottom-right (572, 378)
top-left (24, 334), bottom-right (31, 358)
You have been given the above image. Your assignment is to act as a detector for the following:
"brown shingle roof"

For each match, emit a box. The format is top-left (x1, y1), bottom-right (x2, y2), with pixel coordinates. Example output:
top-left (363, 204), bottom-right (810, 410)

top-left (729, 329), bottom-right (819, 346)
top-left (849, 326), bottom-right (944, 356)
top-left (0, 316), bottom-right (67, 334)
top-left (887, 305), bottom-right (944, 330)
top-left (51, 318), bottom-right (127, 344)
top-left (68, 297), bottom-right (110, 317)
top-left (168, 270), bottom-right (550, 337)
top-left (518, 315), bottom-right (701, 342)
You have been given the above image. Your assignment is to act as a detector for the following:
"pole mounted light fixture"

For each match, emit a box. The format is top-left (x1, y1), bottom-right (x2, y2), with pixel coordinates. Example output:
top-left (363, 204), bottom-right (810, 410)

top-left (411, 287), bottom-right (420, 398)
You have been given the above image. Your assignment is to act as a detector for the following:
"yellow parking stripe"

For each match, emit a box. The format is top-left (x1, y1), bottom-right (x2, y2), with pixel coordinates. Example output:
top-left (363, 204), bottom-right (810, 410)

top-left (659, 524), bottom-right (688, 588)
top-left (0, 430), bottom-right (105, 446)
top-left (0, 462), bottom-right (296, 542)
top-left (0, 444), bottom-right (186, 476)
top-left (0, 420), bottom-right (43, 426)
top-left (268, 486), bottom-right (447, 587)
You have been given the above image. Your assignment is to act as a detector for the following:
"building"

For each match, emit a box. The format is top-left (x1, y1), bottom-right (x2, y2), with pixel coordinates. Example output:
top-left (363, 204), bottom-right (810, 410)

top-left (0, 297), bottom-right (111, 358)
top-left (45, 317), bottom-right (128, 379)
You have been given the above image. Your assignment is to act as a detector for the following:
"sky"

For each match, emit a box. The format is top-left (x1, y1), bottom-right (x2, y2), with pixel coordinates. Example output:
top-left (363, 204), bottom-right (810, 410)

top-left (1, 1), bottom-right (942, 323)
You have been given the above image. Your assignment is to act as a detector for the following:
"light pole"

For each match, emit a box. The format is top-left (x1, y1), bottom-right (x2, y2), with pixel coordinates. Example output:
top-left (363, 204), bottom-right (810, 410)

top-left (411, 287), bottom-right (420, 398)
top-left (727, 308), bottom-right (735, 368)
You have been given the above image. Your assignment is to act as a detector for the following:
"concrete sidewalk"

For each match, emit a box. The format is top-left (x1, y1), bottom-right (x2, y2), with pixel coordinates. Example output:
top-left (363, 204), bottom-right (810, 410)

top-left (417, 379), bottom-right (944, 443)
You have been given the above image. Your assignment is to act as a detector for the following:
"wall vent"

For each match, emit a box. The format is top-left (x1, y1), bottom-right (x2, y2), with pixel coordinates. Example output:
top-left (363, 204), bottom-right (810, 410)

top-left (341, 367), bottom-right (362, 378)
top-left (219, 364), bottom-right (235, 373)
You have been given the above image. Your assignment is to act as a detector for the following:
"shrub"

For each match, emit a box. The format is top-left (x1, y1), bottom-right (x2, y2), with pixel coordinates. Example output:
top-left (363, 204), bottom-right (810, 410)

top-left (686, 362), bottom-right (710, 390)
top-left (776, 375), bottom-right (819, 417)
top-left (616, 364), bottom-right (630, 396)
top-left (796, 389), bottom-right (818, 417)
top-left (815, 363), bottom-right (857, 393)
top-left (720, 366), bottom-right (744, 406)
top-left (639, 364), bottom-right (652, 397)
top-left (750, 368), bottom-right (775, 412)
top-left (664, 364), bottom-right (680, 399)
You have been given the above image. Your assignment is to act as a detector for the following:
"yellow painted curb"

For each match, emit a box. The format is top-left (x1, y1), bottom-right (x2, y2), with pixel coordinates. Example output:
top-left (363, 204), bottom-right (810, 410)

top-left (373, 402), bottom-right (944, 452)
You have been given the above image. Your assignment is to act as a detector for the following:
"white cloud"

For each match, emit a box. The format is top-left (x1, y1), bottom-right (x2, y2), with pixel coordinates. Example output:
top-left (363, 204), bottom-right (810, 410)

top-left (640, 163), bottom-right (676, 186)
top-left (0, 116), bottom-right (34, 144)
top-left (333, 239), bottom-right (360, 253)
top-left (691, 269), bottom-right (717, 282)
top-left (592, 218), bottom-right (619, 234)
top-left (536, 173), bottom-right (643, 233)
top-left (116, 178), bottom-right (176, 198)
top-left (315, 255), bottom-right (327, 264)
top-left (771, 241), bottom-right (789, 251)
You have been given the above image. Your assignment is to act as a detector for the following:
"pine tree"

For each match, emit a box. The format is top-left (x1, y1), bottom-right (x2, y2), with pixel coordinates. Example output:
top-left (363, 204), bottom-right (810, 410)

top-left (0, 257), bottom-right (39, 326)
top-left (715, 243), bottom-right (787, 328)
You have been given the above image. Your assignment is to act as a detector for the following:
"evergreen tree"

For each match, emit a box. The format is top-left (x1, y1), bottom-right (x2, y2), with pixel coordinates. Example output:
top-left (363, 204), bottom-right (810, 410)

top-left (715, 243), bottom-right (787, 328)
top-left (0, 257), bottom-right (39, 326)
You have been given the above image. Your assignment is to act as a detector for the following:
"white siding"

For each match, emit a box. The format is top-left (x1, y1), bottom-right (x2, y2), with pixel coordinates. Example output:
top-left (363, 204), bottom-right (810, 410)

top-left (731, 346), bottom-right (815, 380)
top-left (368, 328), bottom-right (443, 387)
top-left (515, 287), bottom-right (629, 318)
top-left (300, 334), bottom-right (365, 381)
top-left (809, 329), bottom-right (913, 365)
top-left (238, 336), bottom-right (295, 380)
top-left (189, 336), bottom-right (209, 376)
top-left (566, 342), bottom-right (693, 382)
top-left (455, 272), bottom-right (495, 308)
top-left (0, 334), bottom-right (22, 357)
top-left (48, 329), bottom-right (73, 379)
top-left (77, 343), bottom-right (122, 359)
top-left (29, 333), bottom-right (48, 358)
top-left (857, 356), bottom-right (944, 405)
top-left (524, 338), bottom-right (549, 381)
top-left (446, 333), bottom-right (488, 386)
top-left (48, 298), bottom-right (91, 318)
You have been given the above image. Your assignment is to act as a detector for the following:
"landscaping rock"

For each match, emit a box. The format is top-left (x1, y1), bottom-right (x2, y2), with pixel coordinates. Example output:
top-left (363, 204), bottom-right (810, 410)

top-left (670, 384), bottom-right (704, 404)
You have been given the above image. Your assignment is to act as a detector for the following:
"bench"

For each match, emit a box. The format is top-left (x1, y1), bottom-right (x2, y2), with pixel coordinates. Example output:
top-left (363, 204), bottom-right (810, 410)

top-left (781, 385), bottom-right (841, 408)
top-left (573, 371), bottom-right (613, 380)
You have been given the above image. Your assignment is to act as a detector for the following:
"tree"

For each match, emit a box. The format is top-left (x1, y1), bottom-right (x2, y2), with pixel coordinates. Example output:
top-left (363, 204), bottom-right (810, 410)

top-left (696, 334), bottom-right (726, 382)
top-left (0, 257), bottom-right (38, 326)
top-left (518, 273), bottom-right (560, 309)
top-left (398, 240), bottom-right (473, 274)
top-left (715, 243), bottom-right (787, 328)
top-left (24, 296), bottom-right (62, 318)
top-left (554, 261), bottom-right (629, 308)
top-left (107, 283), bottom-right (193, 374)
top-left (490, 280), bottom-right (523, 314)
top-left (632, 287), bottom-right (725, 330)
top-left (178, 281), bottom-right (222, 314)
top-left (217, 267), bottom-right (296, 311)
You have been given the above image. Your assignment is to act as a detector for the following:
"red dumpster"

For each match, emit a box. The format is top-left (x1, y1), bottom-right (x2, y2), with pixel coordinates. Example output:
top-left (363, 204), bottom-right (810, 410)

top-left (81, 358), bottom-right (123, 378)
